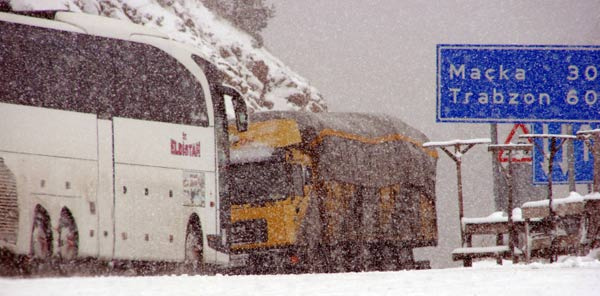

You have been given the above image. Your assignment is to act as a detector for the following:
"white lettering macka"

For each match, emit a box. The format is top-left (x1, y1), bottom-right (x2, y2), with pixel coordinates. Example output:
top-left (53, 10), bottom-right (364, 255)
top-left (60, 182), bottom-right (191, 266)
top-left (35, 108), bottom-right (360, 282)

top-left (449, 63), bottom-right (526, 82)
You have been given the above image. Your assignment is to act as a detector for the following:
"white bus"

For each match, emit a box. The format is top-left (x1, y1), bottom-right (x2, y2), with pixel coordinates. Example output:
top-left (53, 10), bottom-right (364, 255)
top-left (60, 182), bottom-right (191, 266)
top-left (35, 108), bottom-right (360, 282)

top-left (0, 10), bottom-right (248, 267)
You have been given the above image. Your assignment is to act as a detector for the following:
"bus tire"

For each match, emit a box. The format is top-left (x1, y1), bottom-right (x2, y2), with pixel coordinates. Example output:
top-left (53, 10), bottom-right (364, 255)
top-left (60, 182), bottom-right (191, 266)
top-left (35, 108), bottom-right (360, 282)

top-left (30, 206), bottom-right (52, 259)
top-left (57, 209), bottom-right (79, 261)
top-left (184, 218), bottom-right (203, 269)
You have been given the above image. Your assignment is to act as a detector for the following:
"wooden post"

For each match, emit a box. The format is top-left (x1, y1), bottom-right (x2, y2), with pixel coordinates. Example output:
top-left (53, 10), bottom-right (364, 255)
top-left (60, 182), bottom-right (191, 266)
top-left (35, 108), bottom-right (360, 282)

top-left (496, 233), bottom-right (503, 265)
top-left (548, 138), bottom-right (556, 223)
top-left (423, 139), bottom-right (491, 247)
top-left (595, 134), bottom-right (600, 193)
top-left (507, 150), bottom-right (516, 263)
top-left (488, 144), bottom-right (532, 263)
top-left (520, 134), bottom-right (575, 263)
top-left (567, 125), bottom-right (576, 192)
top-left (455, 144), bottom-right (465, 238)
top-left (525, 218), bottom-right (531, 262)
top-left (565, 124), bottom-right (577, 192)
top-left (577, 130), bottom-right (600, 256)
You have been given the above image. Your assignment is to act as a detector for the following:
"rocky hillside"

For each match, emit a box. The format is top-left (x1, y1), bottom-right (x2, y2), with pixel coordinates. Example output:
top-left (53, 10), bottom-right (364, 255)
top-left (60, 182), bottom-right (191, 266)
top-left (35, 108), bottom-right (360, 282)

top-left (9, 0), bottom-right (327, 113)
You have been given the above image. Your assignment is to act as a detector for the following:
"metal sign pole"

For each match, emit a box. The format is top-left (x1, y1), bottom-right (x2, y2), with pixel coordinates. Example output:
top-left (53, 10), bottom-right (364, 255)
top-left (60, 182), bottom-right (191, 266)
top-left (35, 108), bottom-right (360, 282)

top-left (491, 124), bottom-right (502, 211)
top-left (595, 134), bottom-right (600, 193)
top-left (566, 125), bottom-right (576, 192)
top-left (577, 129), bottom-right (600, 193)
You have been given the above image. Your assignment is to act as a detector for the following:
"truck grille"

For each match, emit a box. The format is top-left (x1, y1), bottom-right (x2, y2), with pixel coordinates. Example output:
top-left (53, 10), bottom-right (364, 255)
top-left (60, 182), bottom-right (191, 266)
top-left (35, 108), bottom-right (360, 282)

top-left (230, 219), bottom-right (268, 245)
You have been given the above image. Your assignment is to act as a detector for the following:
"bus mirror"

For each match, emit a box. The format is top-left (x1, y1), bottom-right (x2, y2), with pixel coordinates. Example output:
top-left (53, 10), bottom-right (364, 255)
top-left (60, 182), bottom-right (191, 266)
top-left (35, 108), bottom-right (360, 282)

top-left (219, 85), bottom-right (248, 132)
top-left (232, 95), bottom-right (248, 132)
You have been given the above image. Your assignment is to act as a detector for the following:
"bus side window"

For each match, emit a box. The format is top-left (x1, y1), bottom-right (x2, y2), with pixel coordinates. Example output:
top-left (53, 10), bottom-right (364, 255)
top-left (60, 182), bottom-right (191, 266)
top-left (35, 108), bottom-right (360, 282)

top-left (108, 41), bottom-right (209, 126)
top-left (0, 21), bottom-right (209, 127)
top-left (0, 22), bottom-right (99, 114)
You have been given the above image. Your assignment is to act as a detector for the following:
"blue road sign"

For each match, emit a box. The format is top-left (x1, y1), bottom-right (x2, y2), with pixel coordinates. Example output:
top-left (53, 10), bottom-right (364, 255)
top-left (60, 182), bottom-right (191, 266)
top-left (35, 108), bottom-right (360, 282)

top-left (532, 123), bottom-right (599, 184)
top-left (437, 44), bottom-right (600, 123)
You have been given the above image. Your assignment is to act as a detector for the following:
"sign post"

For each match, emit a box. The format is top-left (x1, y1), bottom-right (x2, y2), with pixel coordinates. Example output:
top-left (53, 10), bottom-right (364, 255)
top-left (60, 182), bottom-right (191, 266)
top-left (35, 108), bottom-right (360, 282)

top-left (498, 124), bottom-right (533, 163)
top-left (488, 143), bottom-right (533, 263)
top-left (519, 134), bottom-right (577, 262)
top-left (491, 124), bottom-right (502, 213)
top-left (531, 123), bottom-right (599, 185)
top-left (436, 44), bottom-right (599, 261)
top-left (577, 129), bottom-right (600, 192)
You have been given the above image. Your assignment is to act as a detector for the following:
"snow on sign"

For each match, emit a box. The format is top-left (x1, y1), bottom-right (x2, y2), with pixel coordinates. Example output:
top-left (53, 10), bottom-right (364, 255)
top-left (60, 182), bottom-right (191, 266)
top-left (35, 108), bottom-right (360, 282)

top-left (437, 44), bottom-right (600, 123)
top-left (498, 124), bottom-right (533, 163)
top-left (532, 123), bottom-right (600, 184)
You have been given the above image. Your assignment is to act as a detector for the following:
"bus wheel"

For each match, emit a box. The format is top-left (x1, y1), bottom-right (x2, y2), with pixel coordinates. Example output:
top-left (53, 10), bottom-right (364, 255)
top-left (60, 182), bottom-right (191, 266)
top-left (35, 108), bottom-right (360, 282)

top-left (57, 210), bottom-right (79, 261)
top-left (184, 222), bottom-right (203, 268)
top-left (30, 208), bottom-right (52, 259)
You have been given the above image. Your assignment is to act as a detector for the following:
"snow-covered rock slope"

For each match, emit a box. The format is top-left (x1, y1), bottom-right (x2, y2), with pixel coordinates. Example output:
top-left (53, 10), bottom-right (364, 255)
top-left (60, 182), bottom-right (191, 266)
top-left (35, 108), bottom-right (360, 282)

top-left (9, 0), bottom-right (327, 113)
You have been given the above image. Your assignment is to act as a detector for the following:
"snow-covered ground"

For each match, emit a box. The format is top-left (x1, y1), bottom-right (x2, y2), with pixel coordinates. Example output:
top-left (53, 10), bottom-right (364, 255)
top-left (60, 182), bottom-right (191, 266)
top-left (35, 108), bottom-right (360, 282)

top-left (3, 256), bottom-right (600, 296)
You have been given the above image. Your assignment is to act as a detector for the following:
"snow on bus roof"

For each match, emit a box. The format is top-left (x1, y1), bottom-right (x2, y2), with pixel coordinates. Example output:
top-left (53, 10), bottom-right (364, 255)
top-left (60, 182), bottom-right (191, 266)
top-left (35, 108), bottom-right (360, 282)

top-left (423, 138), bottom-right (491, 147)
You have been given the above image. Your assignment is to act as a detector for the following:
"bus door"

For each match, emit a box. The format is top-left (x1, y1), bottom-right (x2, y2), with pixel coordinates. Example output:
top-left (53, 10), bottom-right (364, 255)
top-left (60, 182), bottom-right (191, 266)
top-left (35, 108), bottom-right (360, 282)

top-left (103, 40), bottom-right (213, 262)
top-left (111, 117), bottom-right (215, 261)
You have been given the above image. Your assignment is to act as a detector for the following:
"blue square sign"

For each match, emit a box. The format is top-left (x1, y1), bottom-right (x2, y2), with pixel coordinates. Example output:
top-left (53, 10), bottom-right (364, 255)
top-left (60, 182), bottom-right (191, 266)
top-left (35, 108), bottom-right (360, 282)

top-left (532, 123), bottom-right (599, 184)
top-left (437, 44), bottom-right (600, 123)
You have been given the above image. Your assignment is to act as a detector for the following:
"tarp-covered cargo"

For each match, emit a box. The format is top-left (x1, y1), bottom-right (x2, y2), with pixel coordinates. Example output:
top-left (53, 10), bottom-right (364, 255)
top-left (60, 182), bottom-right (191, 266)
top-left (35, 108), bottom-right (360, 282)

top-left (228, 111), bottom-right (438, 270)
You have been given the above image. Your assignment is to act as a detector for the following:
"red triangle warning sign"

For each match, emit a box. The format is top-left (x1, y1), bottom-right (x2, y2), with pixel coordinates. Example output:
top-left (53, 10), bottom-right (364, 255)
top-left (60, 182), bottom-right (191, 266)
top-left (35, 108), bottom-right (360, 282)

top-left (498, 124), bottom-right (533, 163)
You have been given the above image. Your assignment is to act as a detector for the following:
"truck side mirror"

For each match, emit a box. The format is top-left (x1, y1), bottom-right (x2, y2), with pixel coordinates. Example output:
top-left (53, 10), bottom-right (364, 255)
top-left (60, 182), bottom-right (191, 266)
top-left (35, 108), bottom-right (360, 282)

top-left (291, 165), bottom-right (304, 196)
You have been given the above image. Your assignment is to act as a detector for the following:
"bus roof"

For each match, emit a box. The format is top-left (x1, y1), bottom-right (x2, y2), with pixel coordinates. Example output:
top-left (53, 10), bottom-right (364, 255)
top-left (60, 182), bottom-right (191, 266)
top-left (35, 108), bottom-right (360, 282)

top-left (0, 11), bottom-right (169, 40)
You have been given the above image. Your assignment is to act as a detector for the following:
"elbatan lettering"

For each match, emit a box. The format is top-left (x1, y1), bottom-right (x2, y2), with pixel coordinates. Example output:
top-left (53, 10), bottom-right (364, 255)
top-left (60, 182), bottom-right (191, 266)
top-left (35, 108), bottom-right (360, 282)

top-left (447, 63), bottom-right (550, 105)
top-left (171, 139), bottom-right (201, 157)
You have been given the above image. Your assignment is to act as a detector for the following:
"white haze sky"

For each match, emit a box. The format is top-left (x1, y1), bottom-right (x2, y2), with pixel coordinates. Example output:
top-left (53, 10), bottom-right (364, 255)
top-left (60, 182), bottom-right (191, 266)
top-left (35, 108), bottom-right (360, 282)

top-left (264, 0), bottom-right (599, 133)
top-left (263, 0), bottom-right (600, 267)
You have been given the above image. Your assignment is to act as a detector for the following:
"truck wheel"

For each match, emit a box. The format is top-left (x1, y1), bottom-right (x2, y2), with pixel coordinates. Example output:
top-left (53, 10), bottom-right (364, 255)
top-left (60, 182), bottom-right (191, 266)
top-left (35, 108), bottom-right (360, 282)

top-left (184, 222), bottom-right (203, 268)
top-left (30, 209), bottom-right (52, 259)
top-left (57, 211), bottom-right (79, 261)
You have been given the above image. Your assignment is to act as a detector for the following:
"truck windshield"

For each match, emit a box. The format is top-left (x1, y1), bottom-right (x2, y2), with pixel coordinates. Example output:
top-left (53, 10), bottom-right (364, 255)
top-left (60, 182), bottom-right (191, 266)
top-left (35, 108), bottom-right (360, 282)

top-left (229, 161), bottom-right (298, 205)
